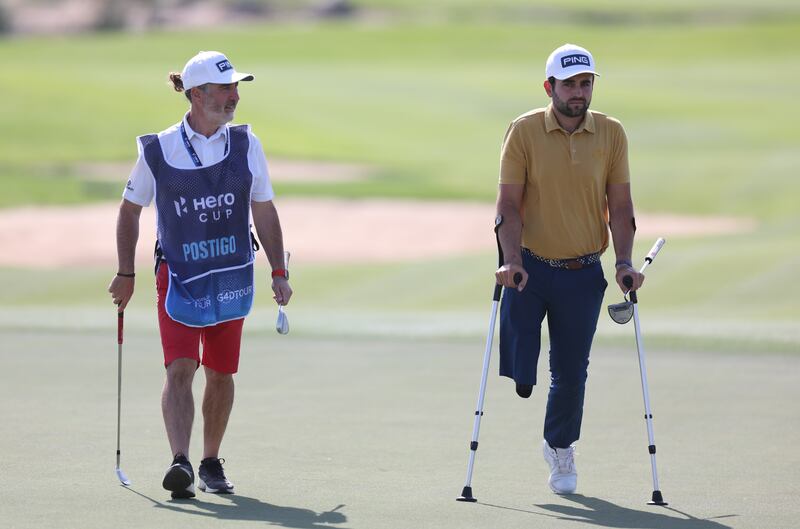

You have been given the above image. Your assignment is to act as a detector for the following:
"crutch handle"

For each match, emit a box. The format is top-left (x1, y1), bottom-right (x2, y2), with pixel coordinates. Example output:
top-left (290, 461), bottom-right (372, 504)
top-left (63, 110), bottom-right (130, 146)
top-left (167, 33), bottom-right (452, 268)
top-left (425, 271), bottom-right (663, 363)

top-left (623, 276), bottom-right (638, 304)
top-left (645, 238), bottom-right (666, 264)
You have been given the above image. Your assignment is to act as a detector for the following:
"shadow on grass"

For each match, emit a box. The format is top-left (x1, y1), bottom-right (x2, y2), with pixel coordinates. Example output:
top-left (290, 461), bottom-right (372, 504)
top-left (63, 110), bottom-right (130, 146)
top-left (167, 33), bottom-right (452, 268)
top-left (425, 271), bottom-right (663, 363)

top-left (124, 487), bottom-right (348, 528)
top-left (482, 494), bottom-right (737, 529)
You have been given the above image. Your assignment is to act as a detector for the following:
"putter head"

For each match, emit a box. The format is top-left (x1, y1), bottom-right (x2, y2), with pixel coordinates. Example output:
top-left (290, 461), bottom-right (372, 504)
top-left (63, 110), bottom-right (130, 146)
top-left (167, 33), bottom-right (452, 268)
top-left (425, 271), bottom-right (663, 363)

top-left (116, 467), bottom-right (131, 486)
top-left (276, 307), bottom-right (289, 335)
top-left (607, 301), bottom-right (634, 324)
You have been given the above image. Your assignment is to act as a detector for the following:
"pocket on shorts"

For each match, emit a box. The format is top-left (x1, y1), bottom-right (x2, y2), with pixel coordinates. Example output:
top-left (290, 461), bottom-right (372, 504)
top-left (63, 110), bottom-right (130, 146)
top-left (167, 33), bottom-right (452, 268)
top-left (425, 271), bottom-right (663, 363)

top-left (156, 263), bottom-right (168, 294)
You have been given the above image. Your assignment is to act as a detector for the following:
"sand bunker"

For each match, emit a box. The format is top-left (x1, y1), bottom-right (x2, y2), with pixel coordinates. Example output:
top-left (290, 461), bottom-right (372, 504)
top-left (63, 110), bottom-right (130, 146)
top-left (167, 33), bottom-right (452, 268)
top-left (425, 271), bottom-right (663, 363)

top-left (0, 199), bottom-right (756, 270)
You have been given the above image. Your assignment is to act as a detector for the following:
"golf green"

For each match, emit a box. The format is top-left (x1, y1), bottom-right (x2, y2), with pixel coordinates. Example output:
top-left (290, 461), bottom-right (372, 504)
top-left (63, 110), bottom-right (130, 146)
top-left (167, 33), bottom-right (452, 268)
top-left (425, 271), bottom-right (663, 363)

top-left (1, 327), bottom-right (796, 528)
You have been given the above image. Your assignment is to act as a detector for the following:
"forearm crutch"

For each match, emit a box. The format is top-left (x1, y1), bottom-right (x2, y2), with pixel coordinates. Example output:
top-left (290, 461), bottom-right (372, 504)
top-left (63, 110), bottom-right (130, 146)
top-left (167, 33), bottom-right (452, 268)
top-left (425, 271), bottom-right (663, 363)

top-left (457, 215), bottom-right (521, 503)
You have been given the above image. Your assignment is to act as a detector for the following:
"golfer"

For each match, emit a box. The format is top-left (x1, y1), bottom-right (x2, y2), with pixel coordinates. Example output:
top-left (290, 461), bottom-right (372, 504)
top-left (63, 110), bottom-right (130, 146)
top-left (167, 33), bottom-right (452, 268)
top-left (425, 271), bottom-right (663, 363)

top-left (107, 51), bottom-right (292, 499)
top-left (495, 43), bottom-right (643, 495)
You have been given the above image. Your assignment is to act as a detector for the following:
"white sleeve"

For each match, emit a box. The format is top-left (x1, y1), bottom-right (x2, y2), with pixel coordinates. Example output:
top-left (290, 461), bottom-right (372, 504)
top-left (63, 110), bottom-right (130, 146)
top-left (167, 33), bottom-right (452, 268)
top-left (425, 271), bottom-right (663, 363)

top-left (122, 137), bottom-right (155, 207)
top-left (247, 127), bottom-right (275, 203)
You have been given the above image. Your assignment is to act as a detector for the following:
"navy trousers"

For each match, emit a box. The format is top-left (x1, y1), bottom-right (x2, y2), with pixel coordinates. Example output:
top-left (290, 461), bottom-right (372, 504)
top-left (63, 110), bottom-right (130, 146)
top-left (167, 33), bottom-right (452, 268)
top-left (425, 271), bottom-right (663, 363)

top-left (499, 251), bottom-right (608, 448)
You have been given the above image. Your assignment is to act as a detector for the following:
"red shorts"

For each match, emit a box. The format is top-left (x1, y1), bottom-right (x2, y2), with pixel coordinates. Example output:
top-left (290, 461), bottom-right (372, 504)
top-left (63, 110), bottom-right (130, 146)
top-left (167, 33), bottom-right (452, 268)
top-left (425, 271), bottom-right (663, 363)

top-left (156, 263), bottom-right (244, 374)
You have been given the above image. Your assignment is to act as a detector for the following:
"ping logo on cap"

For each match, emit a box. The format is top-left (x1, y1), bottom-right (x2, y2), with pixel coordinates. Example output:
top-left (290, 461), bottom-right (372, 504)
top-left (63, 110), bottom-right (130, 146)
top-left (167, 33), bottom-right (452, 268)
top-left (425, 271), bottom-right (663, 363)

top-left (561, 54), bottom-right (590, 68)
top-left (216, 59), bottom-right (233, 73)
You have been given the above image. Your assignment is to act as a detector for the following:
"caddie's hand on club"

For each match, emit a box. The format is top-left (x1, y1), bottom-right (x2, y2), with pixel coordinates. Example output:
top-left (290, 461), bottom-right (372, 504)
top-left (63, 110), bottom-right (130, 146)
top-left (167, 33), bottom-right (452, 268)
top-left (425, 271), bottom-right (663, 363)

top-left (108, 275), bottom-right (135, 312)
top-left (496, 263), bottom-right (528, 291)
top-left (272, 277), bottom-right (292, 306)
top-left (615, 265), bottom-right (644, 293)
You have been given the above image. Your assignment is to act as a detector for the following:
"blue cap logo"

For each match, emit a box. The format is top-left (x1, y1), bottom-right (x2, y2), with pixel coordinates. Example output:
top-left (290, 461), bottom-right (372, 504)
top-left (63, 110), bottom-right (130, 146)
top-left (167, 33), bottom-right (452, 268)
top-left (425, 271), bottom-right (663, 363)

top-left (561, 54), bottom-right (590, 68)
top-left (216, 60), bottom-right (233, 73)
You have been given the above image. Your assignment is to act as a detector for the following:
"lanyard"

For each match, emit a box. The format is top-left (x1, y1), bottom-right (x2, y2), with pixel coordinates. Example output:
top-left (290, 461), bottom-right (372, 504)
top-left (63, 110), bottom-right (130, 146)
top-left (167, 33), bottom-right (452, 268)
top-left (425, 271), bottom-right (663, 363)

top-left (180, 121), bottom-right (229, 168)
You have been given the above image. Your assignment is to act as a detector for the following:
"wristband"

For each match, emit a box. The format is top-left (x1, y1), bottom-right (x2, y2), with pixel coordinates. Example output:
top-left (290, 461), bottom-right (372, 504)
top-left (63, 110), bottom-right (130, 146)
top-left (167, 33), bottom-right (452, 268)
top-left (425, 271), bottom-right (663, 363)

top-left (271, 268), bottom-right (288, 279)
top-left (614, 259), bottom-right (632, 269)
top-left (116, 272), bottom-right (136, 278)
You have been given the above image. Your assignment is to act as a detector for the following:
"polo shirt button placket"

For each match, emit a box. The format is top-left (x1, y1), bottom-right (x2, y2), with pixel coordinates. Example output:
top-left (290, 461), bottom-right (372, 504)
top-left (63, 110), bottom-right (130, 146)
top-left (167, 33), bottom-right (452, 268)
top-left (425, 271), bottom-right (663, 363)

top-left (201, 139), bottom-right (212, 165)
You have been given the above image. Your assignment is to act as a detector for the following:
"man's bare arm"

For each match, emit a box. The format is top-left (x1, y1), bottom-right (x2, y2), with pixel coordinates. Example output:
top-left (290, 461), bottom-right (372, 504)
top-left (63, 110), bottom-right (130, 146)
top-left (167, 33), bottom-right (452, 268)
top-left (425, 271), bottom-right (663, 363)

top-left (251, 200), bottom-right (292, 305)
top-left (607, 182), bottom-right (644, 292)
top-left (107, 199), bottom-right (142, 311)
top-left (495, 183), bottom-right (528, 291)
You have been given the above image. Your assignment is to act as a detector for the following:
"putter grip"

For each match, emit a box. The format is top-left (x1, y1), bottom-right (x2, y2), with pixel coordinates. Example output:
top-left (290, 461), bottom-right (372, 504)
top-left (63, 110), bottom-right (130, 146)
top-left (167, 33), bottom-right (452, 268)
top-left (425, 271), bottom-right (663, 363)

top-left (117, 311), bottom-right (124, 345)
top-left (513, 272), bottom-right (522, 286)
top-left (645, 238), bottom-right (666, 263)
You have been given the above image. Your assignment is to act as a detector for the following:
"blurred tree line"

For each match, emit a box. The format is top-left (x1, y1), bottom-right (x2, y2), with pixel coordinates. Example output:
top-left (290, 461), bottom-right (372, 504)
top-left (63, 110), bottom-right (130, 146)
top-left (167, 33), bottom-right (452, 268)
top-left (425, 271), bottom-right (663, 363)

top-left (0, 0), bottom-right (355, 35)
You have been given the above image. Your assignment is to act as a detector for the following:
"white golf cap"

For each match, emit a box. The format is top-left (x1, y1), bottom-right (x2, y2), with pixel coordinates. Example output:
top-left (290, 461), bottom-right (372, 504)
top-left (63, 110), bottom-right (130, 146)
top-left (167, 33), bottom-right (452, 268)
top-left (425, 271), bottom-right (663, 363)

top-left (181, 51), bottom-right (254, 91)
top-left (545, 43), bottom-right (600, 80)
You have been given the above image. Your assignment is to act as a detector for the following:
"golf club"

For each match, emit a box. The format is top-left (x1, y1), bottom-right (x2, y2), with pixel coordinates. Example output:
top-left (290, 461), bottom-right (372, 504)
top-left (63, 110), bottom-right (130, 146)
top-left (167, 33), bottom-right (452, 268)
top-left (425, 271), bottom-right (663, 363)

top-left (116, 310), bottom-right (131, 486)
top-left (276, 250), bottom-right (290, 335)
top-left (457, 215), bottom-right (521, 503)
top-left (608, 237), bottom-right (667, 505)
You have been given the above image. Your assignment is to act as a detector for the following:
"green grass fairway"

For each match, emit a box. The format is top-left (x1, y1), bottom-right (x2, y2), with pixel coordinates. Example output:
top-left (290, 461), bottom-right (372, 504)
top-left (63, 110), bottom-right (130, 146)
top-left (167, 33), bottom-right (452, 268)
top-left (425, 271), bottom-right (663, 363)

top-left (1, 327), bottom-right (797, 529)
top-left (1, 251), bottom-right (797, 354)
top-left (1, 20), bottom-right (798, 213)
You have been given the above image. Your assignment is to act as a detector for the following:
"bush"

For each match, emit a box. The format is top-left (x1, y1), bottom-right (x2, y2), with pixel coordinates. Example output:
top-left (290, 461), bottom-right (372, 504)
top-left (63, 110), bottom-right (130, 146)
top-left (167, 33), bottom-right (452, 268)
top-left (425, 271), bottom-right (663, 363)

top-left (314, 0), bottom-right (355, 19)
top-left (228, 0), bottom-right (271, 16)
top-left (94, 0), bottom-right (127, 32)
top-left (0, 4), bottom-right (12, 35)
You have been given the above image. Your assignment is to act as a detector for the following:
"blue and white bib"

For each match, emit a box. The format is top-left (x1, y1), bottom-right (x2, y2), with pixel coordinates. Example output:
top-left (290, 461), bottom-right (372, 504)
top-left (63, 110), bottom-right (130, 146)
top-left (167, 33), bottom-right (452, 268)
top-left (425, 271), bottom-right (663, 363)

top-left (141, 125), bottom-right (254, 327)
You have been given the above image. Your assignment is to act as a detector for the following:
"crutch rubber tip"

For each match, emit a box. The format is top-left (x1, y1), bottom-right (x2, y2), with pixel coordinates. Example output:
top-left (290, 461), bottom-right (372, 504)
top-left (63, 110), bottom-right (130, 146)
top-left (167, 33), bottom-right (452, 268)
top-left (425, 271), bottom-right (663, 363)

top-left (456, 486), bottom-right (477, 502)
top-left (648, 490), bottom-right (668, 506)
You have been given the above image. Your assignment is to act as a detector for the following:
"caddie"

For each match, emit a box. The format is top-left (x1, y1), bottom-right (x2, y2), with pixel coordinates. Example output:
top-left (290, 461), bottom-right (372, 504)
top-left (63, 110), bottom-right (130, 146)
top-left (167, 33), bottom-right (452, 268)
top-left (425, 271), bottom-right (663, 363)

top-left (494, 43), bottom-right (644, 495)
top-left (107, 50), bottom-right (292, 499)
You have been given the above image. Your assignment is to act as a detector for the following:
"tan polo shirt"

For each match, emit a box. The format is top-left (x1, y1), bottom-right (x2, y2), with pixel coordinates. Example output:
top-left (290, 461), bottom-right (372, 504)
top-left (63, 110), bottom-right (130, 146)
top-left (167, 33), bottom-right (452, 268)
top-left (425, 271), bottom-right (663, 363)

top-left (499, 104), bottom-right (630, 259)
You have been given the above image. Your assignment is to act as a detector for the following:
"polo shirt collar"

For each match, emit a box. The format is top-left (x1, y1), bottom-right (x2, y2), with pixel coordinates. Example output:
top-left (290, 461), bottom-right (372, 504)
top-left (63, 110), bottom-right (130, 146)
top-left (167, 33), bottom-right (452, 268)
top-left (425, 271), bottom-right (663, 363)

top-left (544, 104), bottom-right (561, 133)
top-left (581, 110), bottom-right (595, 134)
top-left (182, 113), bottom-right (228, 142)
top-left (544, 104), bottom-right (595, 134)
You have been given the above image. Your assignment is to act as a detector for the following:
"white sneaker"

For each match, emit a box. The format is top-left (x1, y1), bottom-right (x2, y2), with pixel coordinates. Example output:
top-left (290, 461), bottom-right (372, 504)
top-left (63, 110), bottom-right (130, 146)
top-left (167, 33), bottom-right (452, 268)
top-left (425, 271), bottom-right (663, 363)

top-left (542, 440), bottom-right (577, 494)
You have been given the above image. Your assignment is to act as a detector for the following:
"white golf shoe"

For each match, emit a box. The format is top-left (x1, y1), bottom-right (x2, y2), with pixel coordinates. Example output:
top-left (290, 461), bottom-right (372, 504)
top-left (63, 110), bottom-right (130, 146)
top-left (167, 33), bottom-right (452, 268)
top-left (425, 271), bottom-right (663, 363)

top-left (542, 440), bottom-right (577, 494)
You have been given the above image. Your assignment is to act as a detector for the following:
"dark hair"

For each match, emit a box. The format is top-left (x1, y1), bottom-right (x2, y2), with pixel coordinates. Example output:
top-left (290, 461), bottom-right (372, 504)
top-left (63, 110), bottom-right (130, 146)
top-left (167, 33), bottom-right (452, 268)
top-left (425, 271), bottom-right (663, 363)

top-left (168, 72), bottom-right (193, 102)
top-left (549, 75), bottom-right (595, 88)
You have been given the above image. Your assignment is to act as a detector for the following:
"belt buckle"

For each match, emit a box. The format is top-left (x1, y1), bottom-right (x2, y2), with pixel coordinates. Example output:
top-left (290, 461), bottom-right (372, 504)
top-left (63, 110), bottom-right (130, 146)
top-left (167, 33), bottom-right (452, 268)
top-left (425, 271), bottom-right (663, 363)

top-left (566, 260), bottom-right (583, 270)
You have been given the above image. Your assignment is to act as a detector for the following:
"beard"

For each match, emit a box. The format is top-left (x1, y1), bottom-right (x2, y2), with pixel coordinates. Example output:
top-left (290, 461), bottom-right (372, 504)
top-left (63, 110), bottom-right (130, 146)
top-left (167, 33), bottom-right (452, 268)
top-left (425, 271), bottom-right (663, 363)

top-left (552, 92), bottom-right (589, 118)
top-left (204, 100), bottom-right (236, 125)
